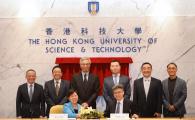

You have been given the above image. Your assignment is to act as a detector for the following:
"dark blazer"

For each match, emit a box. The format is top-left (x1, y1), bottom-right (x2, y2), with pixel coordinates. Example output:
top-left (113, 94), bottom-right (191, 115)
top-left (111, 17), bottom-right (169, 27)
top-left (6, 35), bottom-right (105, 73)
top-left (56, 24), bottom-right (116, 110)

top-left (44, 79), bottom-right (70, 117)
top-left (16, 83), bottom-right (45, 118)
top-left (71, 72), bottom-right (100, 109)
top-left (103, 75), bottom-right (131, 103)
top-left (104, 98), bottom-right (132, 117)
top-left (133, 77), bottom-right (162, 117)
top-left (162, 77), bottom-right (187, 117)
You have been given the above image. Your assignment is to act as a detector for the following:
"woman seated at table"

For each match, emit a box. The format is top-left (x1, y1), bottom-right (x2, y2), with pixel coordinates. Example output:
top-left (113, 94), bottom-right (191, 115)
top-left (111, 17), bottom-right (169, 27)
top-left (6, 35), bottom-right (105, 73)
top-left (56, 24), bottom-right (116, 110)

top-left (63, 89), bottom-right (81, 118)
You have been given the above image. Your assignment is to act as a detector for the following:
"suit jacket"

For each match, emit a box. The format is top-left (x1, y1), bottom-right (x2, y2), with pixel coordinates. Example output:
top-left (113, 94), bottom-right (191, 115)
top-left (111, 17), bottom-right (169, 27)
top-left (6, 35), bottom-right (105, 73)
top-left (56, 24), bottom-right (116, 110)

top-left (44, 79), bottom-right (70, 117)
top-left (133, 77), bottom-right (162, 117)
top-left (63, 102), bottom-right (81, 118)
top-left (103, 75), bottom-right (131, 103)
top-left (71, 72), bottom-right (100, 108)
top-left (162, 77), bottom-right (187, 116)
top-left (104, 98), bottom-right (132, 117)
top-left (16, 83), bottom-right (45, 118)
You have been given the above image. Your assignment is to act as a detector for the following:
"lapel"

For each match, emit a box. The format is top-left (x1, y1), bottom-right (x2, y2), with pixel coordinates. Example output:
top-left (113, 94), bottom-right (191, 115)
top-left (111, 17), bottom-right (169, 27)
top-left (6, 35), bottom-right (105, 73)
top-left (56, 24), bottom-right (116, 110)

top-left (140, 78), bottom-right (147, 102)
top-left (173, 78), bottom-right (179, 97)
top-left (24, 83), bottom-right (31, 102)
top-left (69, 102), bottom-right (76, 113)
top-left (113, 100), bottom-right (117, 113)
top-left (51, 80), bottom-right (57, 96)
top-left (147, 78), bottom-right (154, 101)
top-left (164, 79), bottom-right (170, 101)
top-left (110, 76), bottom-right (115, 86)
top-left (31, 83), bottom-right (36, 102)
top-left (119, 75), bottom-right (123, 84)
top-left (59, 80), bottom-right (65, 96)
top-left (79, 73), bottom-right (87, 91)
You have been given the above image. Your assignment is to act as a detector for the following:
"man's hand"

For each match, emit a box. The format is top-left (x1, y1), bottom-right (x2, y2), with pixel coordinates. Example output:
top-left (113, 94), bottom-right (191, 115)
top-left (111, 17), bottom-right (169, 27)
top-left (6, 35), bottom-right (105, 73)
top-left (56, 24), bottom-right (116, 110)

top-left (168, 105), bottom-right (175, 112)
top-left (154, 112), bottom-right (161, 117)
top-left (132, 114), bottom-right (139, 118)
top-left (17, 116), bottom-right (22, 119)
top-left (82, 102), bottom-right (89, 108)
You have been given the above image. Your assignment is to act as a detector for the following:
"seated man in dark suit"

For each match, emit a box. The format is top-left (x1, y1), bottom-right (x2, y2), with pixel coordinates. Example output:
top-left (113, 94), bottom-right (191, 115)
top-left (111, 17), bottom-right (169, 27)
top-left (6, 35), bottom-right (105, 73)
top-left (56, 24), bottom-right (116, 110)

top-left (103, 60), bottom-right (131, 103)
top-left (104, 84), bottom-right (132, 118)
top-left (44, 65), bottom-right (70, 117)
top-left (16, 69), bottom-right (45, 118)
top-left (71, 57), bottom-right (100, 109)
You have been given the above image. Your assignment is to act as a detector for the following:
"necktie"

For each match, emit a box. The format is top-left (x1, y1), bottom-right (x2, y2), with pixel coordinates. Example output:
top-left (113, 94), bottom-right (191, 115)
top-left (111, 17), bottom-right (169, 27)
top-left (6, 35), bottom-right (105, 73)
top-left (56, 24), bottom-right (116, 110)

top-left (114, 76), bottom-right (117, 85)
top-left (29, 84), bottom-right (33, 102)
top-left (56, 81), bottom-right (60, 96)
top-left (115, 102), bottom-right (120, 113)
top-left (84, 74), bottom-right (87, 84)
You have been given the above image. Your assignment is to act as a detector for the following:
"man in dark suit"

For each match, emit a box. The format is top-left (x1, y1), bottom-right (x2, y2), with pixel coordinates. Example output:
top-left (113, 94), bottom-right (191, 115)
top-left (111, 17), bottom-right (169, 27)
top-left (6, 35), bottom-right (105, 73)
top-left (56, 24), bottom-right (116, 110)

top-left (103, 60), bottom-right (131, 103)
top-left (162, 63), bottom-right (187, 118)
top-left (44, 65), bottom-right (70, 117)
top-left (133, 62), bottom-right (162, 118)
top-left (71, 57), bottom-right (100, 109)
top-left (104, 84), bottom-right (132, 118)
top-left (16, 69), bottom-right (45, 118)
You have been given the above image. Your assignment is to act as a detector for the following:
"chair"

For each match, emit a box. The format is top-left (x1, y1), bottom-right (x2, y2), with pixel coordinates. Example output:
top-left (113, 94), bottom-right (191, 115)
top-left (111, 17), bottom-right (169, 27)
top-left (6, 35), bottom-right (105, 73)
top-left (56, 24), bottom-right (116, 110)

top-left (49, 105), bottom-right (64, 114)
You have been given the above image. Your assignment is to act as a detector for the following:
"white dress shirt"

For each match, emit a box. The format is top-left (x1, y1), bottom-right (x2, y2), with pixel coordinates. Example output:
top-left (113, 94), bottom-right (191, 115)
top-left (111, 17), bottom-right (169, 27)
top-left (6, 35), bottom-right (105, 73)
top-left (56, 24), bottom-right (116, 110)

top-left (27, 83), bottom-right (34, 97)
top-left (115, 98), bottom-right (124, 113)
top-left (112, 74), bottom-right (120, 85)
top-left (82, 72), bottom-right (89, 82)
top-left (54, 79), bottom-right (61, 86)
top-left (143, 77), bottom-right (151, 99)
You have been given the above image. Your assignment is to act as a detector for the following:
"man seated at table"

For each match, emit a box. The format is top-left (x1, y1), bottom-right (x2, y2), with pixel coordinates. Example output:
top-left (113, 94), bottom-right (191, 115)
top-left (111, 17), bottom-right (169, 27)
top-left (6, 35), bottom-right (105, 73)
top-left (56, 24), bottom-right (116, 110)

top-left (104, 84), bottom-right (132, 118)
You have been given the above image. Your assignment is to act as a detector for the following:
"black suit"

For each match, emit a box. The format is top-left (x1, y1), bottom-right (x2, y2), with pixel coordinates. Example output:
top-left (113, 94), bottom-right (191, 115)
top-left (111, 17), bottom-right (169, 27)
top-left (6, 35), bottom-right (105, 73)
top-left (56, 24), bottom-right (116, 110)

top-left (104, 98), bottom-right (132, 117)
top-left (133, 77), bottom-right (162, 117)
top-left (71, 72), bottom-right (100, 108)
top-left (16, 83), bottom-right (45, 118)
top-left (44, 79), bottom-right (70, 117)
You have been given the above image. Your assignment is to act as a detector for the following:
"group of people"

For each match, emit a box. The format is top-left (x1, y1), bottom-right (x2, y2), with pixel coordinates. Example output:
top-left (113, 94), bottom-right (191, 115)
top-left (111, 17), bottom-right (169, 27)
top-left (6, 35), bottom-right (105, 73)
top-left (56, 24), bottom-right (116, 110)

top-left (16, 57), bottom-right (187, 119)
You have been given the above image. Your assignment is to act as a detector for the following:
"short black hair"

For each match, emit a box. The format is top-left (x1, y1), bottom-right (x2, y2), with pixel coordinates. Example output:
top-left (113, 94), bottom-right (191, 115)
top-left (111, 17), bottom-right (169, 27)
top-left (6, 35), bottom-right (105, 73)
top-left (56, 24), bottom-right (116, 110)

top-left (112, 84), bottom-right (124, 92)
top-left (110, 60), bottom-right (121, 66)
top-left (167, 62), bottom-right (177, 68)
top-left (52, 65), bottom-right (61, 73)
top-left (26, 69), bottom-right (36, 75)
top-left (67, 89), bottom-right (78, 98)
top-left (141, 62), bottom-right (152, 69)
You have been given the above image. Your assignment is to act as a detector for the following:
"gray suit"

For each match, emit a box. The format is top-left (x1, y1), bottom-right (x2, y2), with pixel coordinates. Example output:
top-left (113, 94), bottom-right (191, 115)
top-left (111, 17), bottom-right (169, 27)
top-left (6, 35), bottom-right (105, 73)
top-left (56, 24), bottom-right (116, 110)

top-left (162, 77), bottom-right (187, 117)
top-left (103, 75), bottom-right (131, 103)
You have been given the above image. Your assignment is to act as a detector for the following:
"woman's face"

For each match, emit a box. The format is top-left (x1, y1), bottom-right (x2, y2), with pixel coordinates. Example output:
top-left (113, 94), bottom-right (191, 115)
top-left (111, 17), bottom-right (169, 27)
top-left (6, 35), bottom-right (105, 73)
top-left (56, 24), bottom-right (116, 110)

top-left (69, 92), bottom-right (78, 104)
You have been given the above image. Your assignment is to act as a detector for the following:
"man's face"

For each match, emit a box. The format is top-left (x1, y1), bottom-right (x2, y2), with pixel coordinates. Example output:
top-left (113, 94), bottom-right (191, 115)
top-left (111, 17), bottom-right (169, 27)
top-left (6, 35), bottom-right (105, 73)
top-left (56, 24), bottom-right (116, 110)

top-left (113, 88), bottom-right (124, 101)
top-left (26, 71), bottom-right (36, 84)
top-left (167, 64), bottom-right (177, 77)
top-left (52, 67), bottom-right (62, 80)
top-left (141, 64), bottom-right (152, 78)
top-left (80, 59), bottom-right (91, 72)
top-left (110, 62), bottom-right (121, 74)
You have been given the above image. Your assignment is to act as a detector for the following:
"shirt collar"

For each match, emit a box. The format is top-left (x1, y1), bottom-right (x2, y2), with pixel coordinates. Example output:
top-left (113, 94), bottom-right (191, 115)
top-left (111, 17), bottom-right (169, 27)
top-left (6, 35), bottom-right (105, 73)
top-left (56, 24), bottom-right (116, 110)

top-left (143, 77), bottom-right (151, 81)
top-left (54, 79), bottom-right (61, 84)
top-left (27, 83), bottom-right (34, 87)
top-left (82, 71), bottom-right (89, 76)
top-left (117, 98), bottom-right (124, 103)
top-left (112, 73), bottom-right (120, 77)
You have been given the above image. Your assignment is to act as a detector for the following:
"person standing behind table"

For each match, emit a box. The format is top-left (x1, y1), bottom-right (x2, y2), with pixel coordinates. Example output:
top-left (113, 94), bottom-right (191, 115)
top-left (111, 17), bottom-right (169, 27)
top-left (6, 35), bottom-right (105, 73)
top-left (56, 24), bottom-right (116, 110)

top-left (44, 65), bottom-right (70, 117)
top-left (162, 63), bottom-right (187, 118)
top-left (16, 69), bottom-right (45, 118)
top-left (71, 57), bottom-right (100, 109)
top-left (133, 62), bottom-right (162, 118)
top-left (103, 60), bottom-right (131, 103)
